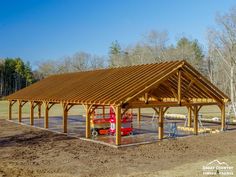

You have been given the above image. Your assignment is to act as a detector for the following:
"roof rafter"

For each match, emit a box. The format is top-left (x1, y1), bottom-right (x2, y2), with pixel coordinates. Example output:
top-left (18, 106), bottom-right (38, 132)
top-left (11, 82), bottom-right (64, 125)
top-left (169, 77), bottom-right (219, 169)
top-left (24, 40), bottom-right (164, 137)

top-left (7, 60), bottom-right (229, 108)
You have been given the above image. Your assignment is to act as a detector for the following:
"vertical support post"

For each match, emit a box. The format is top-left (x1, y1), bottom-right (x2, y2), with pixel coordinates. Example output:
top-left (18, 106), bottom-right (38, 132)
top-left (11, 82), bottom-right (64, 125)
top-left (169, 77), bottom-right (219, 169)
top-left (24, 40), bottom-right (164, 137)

top-left (18, 100), bottom-right (22, 123)
top-left (91, 109), bottom-right (94, 120)
top-left (137, 108), bottom-right (141, 122)
top-left (63, 103), bottom-right (68, 133)
top-left (187, 106), bottom-right (192, 127)
top-left (193, 106), bottom-right (198, 135)
top-left (44, 102), bottom-right (49, 128)
top-left (158, 107), bottom-right (164, 140)
top-left (8, 100), bottom-right (12, 120)
top-left (178, 70), bottom-right (182, 105)
top-left (115, 106), bottom-right (121, 145)
top-left (221, 104), bottom-right (226, 131)
top-left (38, 103), bottom-right (41, 119)
top-left (102, 105), bottom-right (105, 118)
top-left (85, 105), bottom-right (91, 138)
top-left (30, 101), bottom-right (34, 125)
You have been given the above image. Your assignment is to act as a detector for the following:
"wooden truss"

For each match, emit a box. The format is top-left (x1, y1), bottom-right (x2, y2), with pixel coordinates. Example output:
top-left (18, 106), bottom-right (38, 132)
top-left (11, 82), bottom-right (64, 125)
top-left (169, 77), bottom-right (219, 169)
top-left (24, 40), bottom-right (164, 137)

top-left (7, 60), bottom-right (229, 146)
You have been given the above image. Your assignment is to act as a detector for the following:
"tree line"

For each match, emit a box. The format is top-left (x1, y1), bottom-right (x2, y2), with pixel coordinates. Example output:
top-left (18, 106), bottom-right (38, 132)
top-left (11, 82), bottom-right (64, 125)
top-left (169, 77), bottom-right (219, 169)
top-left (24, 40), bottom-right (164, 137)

top-left (1, 6), bottom-right (236, 103)
top-left (0, 58), bottom-right (35, 97)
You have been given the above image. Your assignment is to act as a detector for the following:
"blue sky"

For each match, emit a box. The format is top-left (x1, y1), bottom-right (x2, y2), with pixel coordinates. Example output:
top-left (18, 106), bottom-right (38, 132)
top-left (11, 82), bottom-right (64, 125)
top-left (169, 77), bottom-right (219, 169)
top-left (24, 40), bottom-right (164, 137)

top-left (0, 0), bottom-right (235, 66)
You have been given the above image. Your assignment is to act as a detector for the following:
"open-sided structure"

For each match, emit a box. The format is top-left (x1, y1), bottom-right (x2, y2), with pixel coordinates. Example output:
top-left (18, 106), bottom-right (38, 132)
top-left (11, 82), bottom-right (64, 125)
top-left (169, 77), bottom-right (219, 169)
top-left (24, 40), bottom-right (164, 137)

top-left (7, 60), bottom-right (229, 145)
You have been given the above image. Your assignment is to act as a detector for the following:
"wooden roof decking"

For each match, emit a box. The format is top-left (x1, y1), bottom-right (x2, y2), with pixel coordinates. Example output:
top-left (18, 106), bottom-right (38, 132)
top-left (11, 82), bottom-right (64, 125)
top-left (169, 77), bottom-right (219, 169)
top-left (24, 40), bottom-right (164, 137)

top-left (7, 60), bottom-right (229, 106)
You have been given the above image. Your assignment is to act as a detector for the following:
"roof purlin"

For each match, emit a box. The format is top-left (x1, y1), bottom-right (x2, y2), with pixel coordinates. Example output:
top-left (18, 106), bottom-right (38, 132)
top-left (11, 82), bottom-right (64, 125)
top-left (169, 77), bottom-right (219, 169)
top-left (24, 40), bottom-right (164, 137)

top-left (7, 60), bottom-right (229, 107)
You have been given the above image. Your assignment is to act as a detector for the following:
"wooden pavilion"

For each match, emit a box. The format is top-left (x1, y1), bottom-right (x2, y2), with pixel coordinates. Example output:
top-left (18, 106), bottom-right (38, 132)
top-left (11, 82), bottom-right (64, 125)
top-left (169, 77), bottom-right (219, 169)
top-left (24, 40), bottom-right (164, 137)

top-left (7, 60), bottom-right (229, 146)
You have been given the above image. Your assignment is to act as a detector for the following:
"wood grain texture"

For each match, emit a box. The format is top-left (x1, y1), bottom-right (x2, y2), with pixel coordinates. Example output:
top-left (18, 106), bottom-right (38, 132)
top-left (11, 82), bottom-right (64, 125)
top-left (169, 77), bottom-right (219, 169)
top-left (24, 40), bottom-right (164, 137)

top-left (7, 60), bottom-right (229, 106)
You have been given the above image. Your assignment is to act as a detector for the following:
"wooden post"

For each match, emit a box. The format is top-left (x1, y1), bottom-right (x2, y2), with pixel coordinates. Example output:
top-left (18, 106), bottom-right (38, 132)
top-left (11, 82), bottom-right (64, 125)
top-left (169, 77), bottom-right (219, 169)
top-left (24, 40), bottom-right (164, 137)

top-left (18, 100), bottom-right (22, 122)
top-left (115, 106), bottom-right (121, 145)
top-left (102, 105), bottom-right (105, 118)
top-left (137, 108), bottom-right (141, 122)
top-left (44, 102), bottom-right (49, 128)
top-left (30, 101), bottom-right (34, 125)
top-left (91, 109), bottom-right (94, 120)
top-left (85, 105), bottom-right (91, 138)
top-left (158, 107), bottom-right (164, 140)
top-left (62, 103), bottom-right (68, 133)
top-left (38, 103), bottom-right (41, 119)
top-left (193, 106), bottom-right (198, 135)
top-left (221, 104), bottom-right (226, 131)
top-left (187, 106), bottom-right (192, 127)
top-left (8, 100), bottom-right (12, 120)
top-left (178, 70), bottom-right (182, 105)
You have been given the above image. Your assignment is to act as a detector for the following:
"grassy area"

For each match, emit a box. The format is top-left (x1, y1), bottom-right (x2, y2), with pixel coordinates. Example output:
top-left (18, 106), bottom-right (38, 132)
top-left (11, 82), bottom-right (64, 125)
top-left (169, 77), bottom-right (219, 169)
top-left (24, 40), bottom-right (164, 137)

top-left (0, 100), bottom-right (85, 120)
top-left (140, 106), bottom-right (225, 120)
top-left (0, 101), bottom-right (9, 119)
top-left (0, 100), bottom-right (225, 120)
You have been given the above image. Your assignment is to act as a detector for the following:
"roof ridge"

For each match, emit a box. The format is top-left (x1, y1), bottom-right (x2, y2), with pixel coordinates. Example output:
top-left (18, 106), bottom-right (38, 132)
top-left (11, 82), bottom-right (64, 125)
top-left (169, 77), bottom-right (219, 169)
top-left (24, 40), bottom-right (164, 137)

top-left (7, 59), bottom-right (229, 105)
top-left (47, 59), bottom-right (185, 77)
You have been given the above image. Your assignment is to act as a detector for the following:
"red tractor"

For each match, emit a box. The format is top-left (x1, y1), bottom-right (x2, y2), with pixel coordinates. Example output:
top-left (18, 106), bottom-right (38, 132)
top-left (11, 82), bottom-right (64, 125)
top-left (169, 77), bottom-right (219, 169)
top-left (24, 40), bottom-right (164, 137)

top-left (90, 106), bottom-right (133, 137)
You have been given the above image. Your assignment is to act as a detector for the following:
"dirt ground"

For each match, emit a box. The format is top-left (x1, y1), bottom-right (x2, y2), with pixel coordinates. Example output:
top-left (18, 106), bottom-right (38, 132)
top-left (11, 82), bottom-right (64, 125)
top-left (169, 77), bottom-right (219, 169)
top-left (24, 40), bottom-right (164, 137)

top-left (0, 119), bottom-right (236, 177)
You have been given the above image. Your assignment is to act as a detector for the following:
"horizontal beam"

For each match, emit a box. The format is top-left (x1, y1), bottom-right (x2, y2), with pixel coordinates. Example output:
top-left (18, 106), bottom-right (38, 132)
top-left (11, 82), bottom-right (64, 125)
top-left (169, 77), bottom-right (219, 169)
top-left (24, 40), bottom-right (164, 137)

top-left (127, 101), bottom-right (218, 108)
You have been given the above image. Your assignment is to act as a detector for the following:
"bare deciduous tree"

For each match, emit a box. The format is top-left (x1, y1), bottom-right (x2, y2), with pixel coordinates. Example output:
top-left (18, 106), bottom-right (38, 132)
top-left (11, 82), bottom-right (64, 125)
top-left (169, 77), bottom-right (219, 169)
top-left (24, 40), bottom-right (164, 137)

top-left (207, 7), bottom-right (236, 104)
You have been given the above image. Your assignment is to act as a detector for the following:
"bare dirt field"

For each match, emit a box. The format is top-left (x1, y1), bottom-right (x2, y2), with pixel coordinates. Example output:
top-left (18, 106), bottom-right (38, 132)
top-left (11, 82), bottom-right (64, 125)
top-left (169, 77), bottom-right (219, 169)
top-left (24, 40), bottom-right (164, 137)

top-left (0, 119), bottom-right (236, 177)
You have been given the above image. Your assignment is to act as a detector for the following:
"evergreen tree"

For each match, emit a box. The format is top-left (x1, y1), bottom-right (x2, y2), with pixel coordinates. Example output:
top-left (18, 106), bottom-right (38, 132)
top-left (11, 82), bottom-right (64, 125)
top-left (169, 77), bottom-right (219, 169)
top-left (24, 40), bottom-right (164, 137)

top-left (109, 40), bottom-right (122, 66)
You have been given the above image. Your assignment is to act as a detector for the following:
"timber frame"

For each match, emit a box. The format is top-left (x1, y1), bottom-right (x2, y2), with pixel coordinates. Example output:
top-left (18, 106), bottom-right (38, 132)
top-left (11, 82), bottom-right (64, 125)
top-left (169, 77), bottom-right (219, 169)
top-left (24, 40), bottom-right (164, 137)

top-left (7, 60), bottom-right (230, 146)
